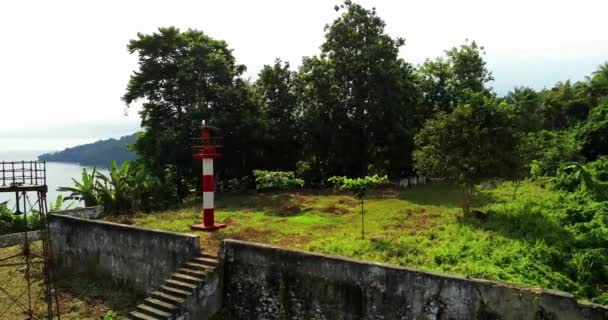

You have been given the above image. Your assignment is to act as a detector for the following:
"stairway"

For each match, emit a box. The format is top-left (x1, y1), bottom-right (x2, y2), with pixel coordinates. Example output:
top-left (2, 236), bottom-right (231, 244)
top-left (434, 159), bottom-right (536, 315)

top-left (128, 253), bottom-right (220, 320)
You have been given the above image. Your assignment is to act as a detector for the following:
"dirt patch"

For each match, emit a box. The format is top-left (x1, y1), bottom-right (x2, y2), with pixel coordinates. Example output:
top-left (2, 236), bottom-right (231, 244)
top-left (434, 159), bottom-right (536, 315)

top-left (388, 209), bottom-right (442, 231)
top-left (221, 217), bottom-right (238, 226)
top-left (337, 198), bottom-right (359, 207)
top-left (403, 208), bottom-right (426, 217)
top-left (320, 204), bottom-right (351, 215)
top-left (279, 203), bottom-right (304, 215)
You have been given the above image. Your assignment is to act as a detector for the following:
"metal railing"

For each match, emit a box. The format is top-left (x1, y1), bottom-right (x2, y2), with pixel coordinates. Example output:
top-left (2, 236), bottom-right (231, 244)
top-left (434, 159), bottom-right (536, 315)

top-left (0, 161), bottom-right (46, 188)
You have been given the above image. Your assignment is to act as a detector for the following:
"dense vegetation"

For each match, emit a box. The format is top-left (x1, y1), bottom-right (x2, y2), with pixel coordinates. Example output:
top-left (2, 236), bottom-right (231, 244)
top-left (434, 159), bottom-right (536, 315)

top-left (123, 180), bottom-right (607, 304)
top-left (0, 201), bottom-right (40, 235)
top-left (39, 133), bottom-right (137, 167)
top-left (58, 0), bottom-right (608, 302)
top-left (114, 1), bottom-right (608, 210)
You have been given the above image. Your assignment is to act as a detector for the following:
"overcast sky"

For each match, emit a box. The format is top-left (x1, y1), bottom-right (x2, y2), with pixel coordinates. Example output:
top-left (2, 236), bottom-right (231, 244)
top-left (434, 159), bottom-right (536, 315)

top-left (1, 0), bottom-right (607, 151)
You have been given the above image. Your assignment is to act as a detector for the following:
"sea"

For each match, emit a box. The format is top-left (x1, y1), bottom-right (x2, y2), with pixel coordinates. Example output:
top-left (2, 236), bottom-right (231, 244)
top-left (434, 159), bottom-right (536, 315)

top-left (0, 150), bottom-right (108, 211)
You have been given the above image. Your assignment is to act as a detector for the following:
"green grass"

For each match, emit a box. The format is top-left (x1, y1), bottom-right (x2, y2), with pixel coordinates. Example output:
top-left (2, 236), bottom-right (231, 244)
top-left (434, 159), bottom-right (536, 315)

top-left (0, 242), bottom-right (139, 319)
top-left (115, 181), bottom-right (607, 303)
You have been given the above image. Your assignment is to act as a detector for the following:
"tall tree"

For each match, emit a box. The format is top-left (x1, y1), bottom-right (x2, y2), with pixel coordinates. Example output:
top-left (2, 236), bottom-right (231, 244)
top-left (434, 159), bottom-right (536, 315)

top-left (254, 60), bottom-right (302, 170)
top-left (540, 80), bottom-right (590, 130)
top-left (414, 92), bottom-right (520, 215)
top-left (416, 40), bottom-right (494, 124)
top-left (578, 103), bottom-right (608, 161)
top-left (588, 62), bottom-right (608, 106)
top-left (505, 86), bottom-right (543, 133)
top-left (123, 27), bottom-right (261, 198)
top-left (298, 1), bottom-right (418, 179)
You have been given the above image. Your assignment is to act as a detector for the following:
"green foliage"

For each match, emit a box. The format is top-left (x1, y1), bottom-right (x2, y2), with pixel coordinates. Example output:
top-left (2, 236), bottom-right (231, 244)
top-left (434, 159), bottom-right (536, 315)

top-left (58, 160), bottom-right (177, 215)
top-left (96, 161), bottom-right (134, 214)
top-left (58, 167), bottom-right (99, 207)
top-left (328, 174), bottom-right (388, 239)
top-left (297, 0), bottom-right (418, 180)
top-left (124, 27), bottom-right (263, 198)
top-left (255, 60), bottom-right (302, 170)
top-left (577, 103), bottom-right (608, 161)
top-left (328, 175), bottom-right (388, 199)
top-left (0, 202), bottom-right (41, 235)
top-left (529, 130), bottom-right (583, 177)
top-left (416, 40), bottom-right (493, 122)
top-left (506, 87), bottom-right (543, 133)
top-left (414, 92), bottom-right (521, 214)
top-left (49, 195), bottom-right (73, 212)
top-left (253, 170), bottom-right (304, 191)
top-left (217, 176), bottom-right (253, 193)
top-left (553, 158), bottom-right (608, 201)
top-left (102, 310), bottom-right (118, 320)
top-left (38, 133), bottom-right (137, 167)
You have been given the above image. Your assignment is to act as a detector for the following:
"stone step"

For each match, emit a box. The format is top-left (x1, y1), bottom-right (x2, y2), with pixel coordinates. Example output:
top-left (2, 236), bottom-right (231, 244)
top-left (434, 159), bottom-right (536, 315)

top-left (136, 304), bottom-right (172, 319)
top-left (172, 272), bottom-right (205, 285)
top-left (183, 262), bottom-right (212, 271)
top-left (192, 256), bottom-right (219, 267)
top-left (144, 297), bottom-right (179, 314)
top-left (178, 267), bottom-right (208, 278)
top-left (200, 252), bottom-right (218, 259)
top-left (159, 285), bottom-right (191, 298)
top-left (151, 290), bottom-right (185, 305)
top-left (128, 310), bottom-right (161, 320)
top-left (165, 279), bottom-right (197, 291)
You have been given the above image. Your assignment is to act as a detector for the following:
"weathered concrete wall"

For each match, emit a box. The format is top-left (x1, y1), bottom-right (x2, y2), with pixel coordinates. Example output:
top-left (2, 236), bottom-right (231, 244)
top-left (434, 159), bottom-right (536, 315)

top-left (48, 213), bottom-right (200, 294)
top-left (186, 269), bottom-right (223, 320)
top-left (50, 205), bottom-right (103, 219)
top-left (0, 230), bottom-right (41, 248)
top-left (221, 240), bottom-right (608, 320)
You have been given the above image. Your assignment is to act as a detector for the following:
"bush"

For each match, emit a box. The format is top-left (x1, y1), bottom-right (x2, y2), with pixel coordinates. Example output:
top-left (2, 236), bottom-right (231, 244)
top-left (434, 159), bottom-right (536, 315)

top-left (253, 170), bottom-right (304, 191)
top-left (217, 176), bottom-right (253, 193)
top-left (0, 202), bottom-right (41, 235)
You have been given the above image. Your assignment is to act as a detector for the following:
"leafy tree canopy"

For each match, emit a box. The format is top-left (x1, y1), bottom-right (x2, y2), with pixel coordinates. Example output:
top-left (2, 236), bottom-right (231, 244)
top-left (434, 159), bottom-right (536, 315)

top-left (414, 91), bottom-right (520, 214)
top-left (123, 27), bottom-right (262, 197)
top-left (298, 0), bottom-right (418, 178)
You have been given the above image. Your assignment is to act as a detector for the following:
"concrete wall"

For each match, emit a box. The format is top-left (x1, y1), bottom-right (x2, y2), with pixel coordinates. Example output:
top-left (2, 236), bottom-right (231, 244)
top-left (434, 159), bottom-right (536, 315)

top-left (50, 206), bottom-right (103, 219)
top-left (0, 230), bottom-right (41, 248)
top-left (48, 213), bottom-right (200, 294)
top-left (221, 240), bottom-right (608, 320)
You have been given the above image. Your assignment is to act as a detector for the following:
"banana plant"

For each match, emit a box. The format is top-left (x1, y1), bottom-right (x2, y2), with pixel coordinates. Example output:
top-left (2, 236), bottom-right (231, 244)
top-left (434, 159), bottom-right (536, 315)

top-left (58, 167), bottom-right (99, 207)
top-left (96, 160), bottom-right (134, 214)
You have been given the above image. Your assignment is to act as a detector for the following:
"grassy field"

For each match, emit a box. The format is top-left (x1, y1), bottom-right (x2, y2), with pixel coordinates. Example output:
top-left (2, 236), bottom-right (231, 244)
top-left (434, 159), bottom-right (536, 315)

top-left (0, 242), bottom-right (139, 319)
top-left (115, 180), bottom-right (606, 302)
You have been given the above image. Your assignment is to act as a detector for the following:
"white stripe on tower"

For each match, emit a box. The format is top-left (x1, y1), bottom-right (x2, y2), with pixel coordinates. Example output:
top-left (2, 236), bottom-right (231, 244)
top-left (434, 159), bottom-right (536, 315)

top-left (203, 192), bottom-right (214, 209)
top-left (202, 158), bottom-right (214, 210)
top-left (202, 158), bottom-right (213, 175)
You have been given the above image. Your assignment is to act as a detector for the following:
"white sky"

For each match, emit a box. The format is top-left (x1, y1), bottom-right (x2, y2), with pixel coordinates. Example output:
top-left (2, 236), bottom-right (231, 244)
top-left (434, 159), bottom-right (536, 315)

top-left (1, 0), bottom-right (607, 151)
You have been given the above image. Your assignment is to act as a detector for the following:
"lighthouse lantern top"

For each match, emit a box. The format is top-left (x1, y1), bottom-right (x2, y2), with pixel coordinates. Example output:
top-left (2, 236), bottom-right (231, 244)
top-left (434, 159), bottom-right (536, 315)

top-left (193, 122), bottom-right (222, 159)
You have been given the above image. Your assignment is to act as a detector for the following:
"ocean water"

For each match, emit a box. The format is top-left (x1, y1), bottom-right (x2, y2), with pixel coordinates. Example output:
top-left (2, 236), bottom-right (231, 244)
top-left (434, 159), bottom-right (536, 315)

top-left (0, 150), bottom-right (108, 210)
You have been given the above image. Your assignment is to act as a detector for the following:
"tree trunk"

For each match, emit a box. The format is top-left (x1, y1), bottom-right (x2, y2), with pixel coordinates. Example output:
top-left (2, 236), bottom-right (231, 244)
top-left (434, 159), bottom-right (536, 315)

top-left (361, 198), bottom-right (365, 240)
top-left (462, 183), bottom-right (472, 216)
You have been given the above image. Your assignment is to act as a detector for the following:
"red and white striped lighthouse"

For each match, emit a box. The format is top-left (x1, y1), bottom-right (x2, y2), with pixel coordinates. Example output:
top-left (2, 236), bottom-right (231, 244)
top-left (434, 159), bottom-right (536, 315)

top-left (191, 121), bottom-right (227, 231)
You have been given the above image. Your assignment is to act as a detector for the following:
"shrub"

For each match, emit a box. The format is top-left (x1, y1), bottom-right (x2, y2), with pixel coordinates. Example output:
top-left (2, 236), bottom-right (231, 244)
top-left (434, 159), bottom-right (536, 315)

top-left (253, 170), bottom-right (304, 191)
top-left (217, 176), bottom-right (253, 193)
top-left (0, 202), bottom-right (41, 235)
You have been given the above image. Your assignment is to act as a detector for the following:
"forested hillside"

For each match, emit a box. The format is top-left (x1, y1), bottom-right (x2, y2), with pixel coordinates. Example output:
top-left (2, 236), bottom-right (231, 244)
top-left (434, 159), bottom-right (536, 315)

top-left (38, 133), bottom-right (137, 167)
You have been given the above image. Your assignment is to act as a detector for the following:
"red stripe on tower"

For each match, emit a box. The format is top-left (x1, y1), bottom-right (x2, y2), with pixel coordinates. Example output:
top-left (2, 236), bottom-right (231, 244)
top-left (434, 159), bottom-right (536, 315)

top-left (190, 124), bottom-right (227, 232)
top-left (202, 175), bottom-right (214, 192)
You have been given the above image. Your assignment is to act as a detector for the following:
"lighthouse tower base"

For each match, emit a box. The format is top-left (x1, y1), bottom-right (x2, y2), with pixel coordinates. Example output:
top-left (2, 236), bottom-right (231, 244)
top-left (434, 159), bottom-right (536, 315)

top-left (190, 223), bottom-right (227, 231)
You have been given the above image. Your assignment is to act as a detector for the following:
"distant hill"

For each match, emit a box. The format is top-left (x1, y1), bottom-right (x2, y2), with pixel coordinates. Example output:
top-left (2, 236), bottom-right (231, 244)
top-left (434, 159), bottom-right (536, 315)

top-left (39, 133), bottom-right (138, 167)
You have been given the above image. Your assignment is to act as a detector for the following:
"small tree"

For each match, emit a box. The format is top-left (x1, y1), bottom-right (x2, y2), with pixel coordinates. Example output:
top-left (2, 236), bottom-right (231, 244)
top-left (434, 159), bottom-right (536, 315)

top-left (413, 92), bottom-right (521, 215)
top-left (328, 175), bottom-right (388, 239)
